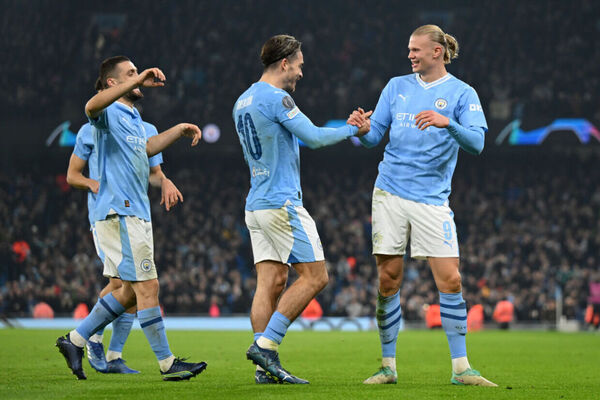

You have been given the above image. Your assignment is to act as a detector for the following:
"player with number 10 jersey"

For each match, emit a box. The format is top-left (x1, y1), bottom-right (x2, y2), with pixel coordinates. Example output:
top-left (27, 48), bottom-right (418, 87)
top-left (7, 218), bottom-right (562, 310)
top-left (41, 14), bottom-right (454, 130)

top-left (233, 34), bottom-right (369, 384)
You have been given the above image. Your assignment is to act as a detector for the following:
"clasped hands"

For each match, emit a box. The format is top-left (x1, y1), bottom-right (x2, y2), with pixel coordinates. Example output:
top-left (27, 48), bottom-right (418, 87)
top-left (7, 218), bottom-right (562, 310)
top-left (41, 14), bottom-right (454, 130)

top-left (347, 108), bottom-right (450, 135)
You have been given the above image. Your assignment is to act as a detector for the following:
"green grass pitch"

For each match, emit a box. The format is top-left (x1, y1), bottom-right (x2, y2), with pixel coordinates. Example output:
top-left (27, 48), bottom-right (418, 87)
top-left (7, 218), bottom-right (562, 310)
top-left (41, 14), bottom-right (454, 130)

top-left (1, 329), bottom-right (599, 399)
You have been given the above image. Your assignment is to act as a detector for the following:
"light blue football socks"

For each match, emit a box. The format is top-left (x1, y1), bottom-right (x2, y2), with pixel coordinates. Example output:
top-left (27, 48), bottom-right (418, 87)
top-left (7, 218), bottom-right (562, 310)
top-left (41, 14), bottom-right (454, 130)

top-left (73, 293), bottom-right (125, 346)
top-left (257, 311), bottom-right (291, 350)
top-left (138, 307), bottom-right (172, 361)
top-left (377, 291), bottom-right (402, 359)
top-left (439, 291), bottom-right (468, 359)
top-left (106, 312), bottom-right (135, 361)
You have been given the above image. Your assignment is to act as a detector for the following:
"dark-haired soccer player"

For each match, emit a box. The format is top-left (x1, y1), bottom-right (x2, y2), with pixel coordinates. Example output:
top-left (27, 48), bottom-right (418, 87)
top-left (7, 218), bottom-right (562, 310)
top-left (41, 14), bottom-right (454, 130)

top-left (67, 118), bottom-right (183, 374)
top-left (234, 35), bottom-right (371, 384)
top-left (56, 56), bottom-right (206, 381)
top-left (348, 25), bottom-right (496, 386)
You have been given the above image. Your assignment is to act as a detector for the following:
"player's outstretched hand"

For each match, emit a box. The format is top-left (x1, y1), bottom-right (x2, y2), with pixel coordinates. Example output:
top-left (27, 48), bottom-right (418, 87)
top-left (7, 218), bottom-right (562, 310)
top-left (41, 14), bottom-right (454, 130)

top-left (415, 110), bottom-right (449, 130)
top-left (347, 107), bottom-right (373, 136)
top-left (160, 178), bottom-right (183, 211)
top-left (137, 68), bottom-right (166, 88)
top-left (179, 123), bottom-right (202, 146)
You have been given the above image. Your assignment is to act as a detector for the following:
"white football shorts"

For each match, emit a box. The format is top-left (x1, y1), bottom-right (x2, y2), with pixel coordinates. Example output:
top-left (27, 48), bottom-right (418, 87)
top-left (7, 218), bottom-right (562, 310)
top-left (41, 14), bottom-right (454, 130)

top-left (94, 215), bottom-right (157, 281)
top-left (245, 202), bottom-right (325, 265)
top-left (91, 225), bottom-right (105, 263)
top-left (371, 187), bottom-right (459, 259)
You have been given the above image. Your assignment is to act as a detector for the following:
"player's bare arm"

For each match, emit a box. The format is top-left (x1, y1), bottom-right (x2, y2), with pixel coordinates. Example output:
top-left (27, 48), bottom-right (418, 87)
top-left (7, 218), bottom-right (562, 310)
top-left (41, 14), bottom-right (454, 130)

top-left (146, 123), bottom-right (201, 157)
top-left (85, 67), bottom-right (166, 118)
top-left (415, 110), bottom-right (449, 130)
top-left (66, 153), bottom-right (99, 193)
top-left (149, 165), bottom-right (183, 211)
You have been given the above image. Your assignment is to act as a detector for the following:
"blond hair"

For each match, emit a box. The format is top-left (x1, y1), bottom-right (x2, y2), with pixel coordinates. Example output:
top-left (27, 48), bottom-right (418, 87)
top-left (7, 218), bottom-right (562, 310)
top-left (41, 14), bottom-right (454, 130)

top-left (412, 24), bottom-right (459, 64)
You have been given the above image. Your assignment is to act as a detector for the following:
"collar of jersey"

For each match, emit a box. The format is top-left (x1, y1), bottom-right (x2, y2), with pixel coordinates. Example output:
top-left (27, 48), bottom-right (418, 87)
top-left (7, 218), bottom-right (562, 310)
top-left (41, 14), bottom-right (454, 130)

top-left (255, 81), bottom-right (289, 96)
top-left (415, 73), bottom-right (452, 90)
top-left (115, 101), bottom-right (138, 116)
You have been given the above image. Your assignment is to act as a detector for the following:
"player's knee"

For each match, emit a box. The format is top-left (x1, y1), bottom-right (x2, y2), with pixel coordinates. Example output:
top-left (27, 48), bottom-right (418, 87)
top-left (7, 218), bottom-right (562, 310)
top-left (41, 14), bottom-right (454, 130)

top-left (134, 279), bottom-right (160, 301)
top-left (273, 271), bottom-right (288, 292)
top-left (115, 283), bottom-right (136, 308)
top-left (314, 267), bottom-right (329, 291)
top-left (379, 269), bottom-right (401, 293)
top-left (444, 273), bottom-right (462, 293)
top-left (108, 278), bottom-right (123, 291)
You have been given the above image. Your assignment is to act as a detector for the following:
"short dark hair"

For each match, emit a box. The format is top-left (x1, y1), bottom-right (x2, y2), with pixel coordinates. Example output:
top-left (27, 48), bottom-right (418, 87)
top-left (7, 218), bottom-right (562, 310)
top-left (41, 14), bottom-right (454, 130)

top-left (94, 55), bottom-right (131, 91)
top-left (260, 35), bottom-right (302, 69)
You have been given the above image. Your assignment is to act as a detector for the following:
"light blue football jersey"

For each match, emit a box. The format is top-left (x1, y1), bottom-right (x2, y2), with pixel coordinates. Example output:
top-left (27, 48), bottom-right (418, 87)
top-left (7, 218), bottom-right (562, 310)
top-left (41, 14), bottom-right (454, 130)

top-left (362, 73), bottom-right (487, 205)
top-left (88, 102), bottom-right (158, 222)
top-left (73, 121), bottom-right (163, 226)
top-left (233, 81), bottom-right (357, 211)
top-left (73, 123), bottom-right (99, 227)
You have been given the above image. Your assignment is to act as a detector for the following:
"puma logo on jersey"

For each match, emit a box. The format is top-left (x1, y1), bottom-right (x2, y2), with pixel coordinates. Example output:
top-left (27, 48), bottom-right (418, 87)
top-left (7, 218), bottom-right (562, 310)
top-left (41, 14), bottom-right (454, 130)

top-left (398, 94), bottom-right (407, 101)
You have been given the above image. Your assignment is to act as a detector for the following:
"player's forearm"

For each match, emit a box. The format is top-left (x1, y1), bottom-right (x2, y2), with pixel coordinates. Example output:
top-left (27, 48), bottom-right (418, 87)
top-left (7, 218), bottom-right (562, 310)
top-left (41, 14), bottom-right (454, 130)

top-left (358, 119), bottom-right (386, 148)
top-left (283, 114), bottom-right (357, 149)
top-left (148, 166), bottom-right (166, 188)
top-left (146, 125), bottom-right (183, 157)
top-left (447, 119), bottom-right (485, 155)
top-left (85, 78), bottom-right (140, 118)
top-left (66, 171), bottom-right (95, 191)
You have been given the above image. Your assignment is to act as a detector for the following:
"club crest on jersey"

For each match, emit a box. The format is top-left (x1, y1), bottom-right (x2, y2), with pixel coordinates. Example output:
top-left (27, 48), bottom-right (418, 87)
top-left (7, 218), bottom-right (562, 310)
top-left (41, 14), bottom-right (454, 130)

top-left (434, 98), bottom-right (448, 110)
top-left (140, 259), bottom-right (152, 272)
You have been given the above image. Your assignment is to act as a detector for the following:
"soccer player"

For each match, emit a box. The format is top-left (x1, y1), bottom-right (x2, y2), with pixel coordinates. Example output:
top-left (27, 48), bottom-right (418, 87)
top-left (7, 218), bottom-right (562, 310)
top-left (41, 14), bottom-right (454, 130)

top-left (67, 119), bottom-right (183, 374)
top-left (56, 56), bottom-right (206, 381)
top-left (233, 34), bottom-right (370, 384)
top-left (347, 25), bottom-right (497, 386)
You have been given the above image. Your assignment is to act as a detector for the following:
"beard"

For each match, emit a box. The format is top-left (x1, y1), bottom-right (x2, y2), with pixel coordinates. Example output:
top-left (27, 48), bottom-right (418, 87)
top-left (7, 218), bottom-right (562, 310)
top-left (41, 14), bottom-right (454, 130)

top-left (283, 77), bottom-right (299, 93)
top-left (124, 88), bottom-right (144, 103)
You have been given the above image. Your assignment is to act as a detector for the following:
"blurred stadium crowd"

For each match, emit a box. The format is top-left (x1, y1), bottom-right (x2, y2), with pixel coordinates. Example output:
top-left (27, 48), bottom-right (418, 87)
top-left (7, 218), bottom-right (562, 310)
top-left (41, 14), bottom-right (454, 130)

top-left (1, 153), bottom-right (599, 323)
top-left (1, 0), bottom-right (599, 325)
top-left (1, 0), bottom-right (599, 128)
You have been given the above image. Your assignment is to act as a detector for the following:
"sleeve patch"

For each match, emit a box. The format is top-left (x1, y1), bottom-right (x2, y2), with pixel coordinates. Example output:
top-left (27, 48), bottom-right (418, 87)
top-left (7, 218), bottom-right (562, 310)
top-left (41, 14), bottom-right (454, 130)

top-left (282, 96), bottom-right (296, 110)
top-left (286, 106), bottom-right (300, 119)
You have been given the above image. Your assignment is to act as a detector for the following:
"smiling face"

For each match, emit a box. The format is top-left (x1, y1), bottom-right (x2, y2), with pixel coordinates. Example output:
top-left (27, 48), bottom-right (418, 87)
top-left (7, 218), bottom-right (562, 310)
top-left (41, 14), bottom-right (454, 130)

top-left (408, 34), bottom-right (444, 75)
top-left (281, 50), bottom-right (304, 93)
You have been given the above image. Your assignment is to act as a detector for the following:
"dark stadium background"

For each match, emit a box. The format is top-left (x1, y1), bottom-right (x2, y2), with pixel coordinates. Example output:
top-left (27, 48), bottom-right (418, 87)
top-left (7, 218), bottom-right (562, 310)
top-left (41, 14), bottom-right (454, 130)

top-left (1, 0), bottom-right (599, 328)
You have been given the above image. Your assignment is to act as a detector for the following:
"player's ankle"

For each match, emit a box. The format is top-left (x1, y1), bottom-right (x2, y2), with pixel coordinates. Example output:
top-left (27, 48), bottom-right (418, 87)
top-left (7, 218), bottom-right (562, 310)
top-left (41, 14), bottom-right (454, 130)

top-left (89, 333), bottom-right (103, 343)
top-left (158, 355), bottom-right (175, 372)
top-left (69, 330), bottom-right (86, 348)
top-left (106, 350), bottom-right (122, 362)
top-left (382, 357), bottom-right (396, 371)
top-left (452, 356), bottom-right (470, 374)
top-left (256, 336), bottom-right (279, 351)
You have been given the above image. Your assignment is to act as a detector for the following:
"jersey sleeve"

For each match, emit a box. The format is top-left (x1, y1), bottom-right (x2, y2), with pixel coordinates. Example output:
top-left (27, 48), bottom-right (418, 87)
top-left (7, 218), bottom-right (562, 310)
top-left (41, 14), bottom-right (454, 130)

top-left (73, 125), bottom-right (93, 161)
top-left (262, 90), bottom-right (357, 149)
top-left (455, 86), bottom-right (488, 132)
top-left (87, 107), bottom-right (110, 130)
top-left (269, 91), bottom-right (303, 124)
top-left (359, 79), bottom-right (394, 147)
top-left (144, 123), bottom-right (163, 167)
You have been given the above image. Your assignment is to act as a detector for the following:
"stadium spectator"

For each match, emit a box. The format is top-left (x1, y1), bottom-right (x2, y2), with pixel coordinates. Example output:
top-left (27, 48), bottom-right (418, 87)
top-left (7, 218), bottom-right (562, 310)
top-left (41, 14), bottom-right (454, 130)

top-left (493, 299), bottom-right (515, 329)
top-left (0, 153), bottom-right (598, 327)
